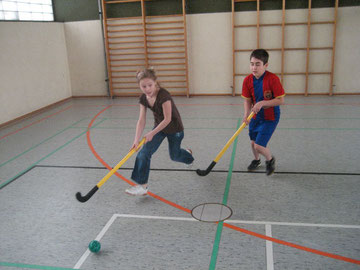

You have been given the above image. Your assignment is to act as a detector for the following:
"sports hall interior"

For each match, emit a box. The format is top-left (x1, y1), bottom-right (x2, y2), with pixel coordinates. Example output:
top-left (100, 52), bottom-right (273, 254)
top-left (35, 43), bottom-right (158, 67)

top-left (1, 0), bottom-right (359, 269)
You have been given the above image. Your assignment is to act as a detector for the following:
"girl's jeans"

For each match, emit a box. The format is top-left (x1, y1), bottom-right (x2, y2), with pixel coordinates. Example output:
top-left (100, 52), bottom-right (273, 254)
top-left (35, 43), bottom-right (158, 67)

top-left (131, 131), bottom-right (194, 185)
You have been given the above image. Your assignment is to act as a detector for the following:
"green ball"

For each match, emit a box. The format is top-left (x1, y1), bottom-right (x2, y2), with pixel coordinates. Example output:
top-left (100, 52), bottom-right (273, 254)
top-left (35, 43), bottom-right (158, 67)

top-left (88, 240), bottom-right (101, 253)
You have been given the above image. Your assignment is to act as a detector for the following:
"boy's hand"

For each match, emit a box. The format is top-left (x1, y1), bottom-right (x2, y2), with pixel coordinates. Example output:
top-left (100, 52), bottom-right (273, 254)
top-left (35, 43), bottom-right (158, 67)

top-left (252, 101), bottom-right (264, 113)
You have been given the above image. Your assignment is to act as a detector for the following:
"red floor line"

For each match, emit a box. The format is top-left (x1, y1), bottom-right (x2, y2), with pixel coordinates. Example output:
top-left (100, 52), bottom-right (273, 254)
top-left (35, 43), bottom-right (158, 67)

top-left (0, 105), bottom-right (73, 141)
top-left (85, 105), bottom-right (360, 265)
top-left (223, 223), bottom-right (360, 265)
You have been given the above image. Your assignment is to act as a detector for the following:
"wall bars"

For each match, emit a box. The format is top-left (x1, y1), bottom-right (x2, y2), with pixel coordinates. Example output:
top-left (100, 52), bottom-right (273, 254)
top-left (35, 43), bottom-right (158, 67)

top-left (101, 0), bottom-right (189, 97)
top-left (232, 0), bottom-right (339, 96)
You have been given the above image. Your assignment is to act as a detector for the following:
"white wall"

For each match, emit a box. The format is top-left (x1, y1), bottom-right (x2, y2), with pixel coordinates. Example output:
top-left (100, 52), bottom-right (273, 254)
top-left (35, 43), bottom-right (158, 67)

top-left (0, 6), bottom-right (359, 125)
top-left (334, 7), bottom-right (360, 93)
top-left (63, 6), bottom-right (359, 96)
top-left (0, 22), bottom-right (71, 125)
top-left (64, 20), bottom-right (108, 96)
top-left (187, 13), bottom-right (233, 94)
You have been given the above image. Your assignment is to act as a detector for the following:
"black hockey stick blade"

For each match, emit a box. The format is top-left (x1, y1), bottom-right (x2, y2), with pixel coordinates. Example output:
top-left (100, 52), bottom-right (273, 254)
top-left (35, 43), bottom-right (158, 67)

top-left (76, 186), bottom-right (99, 203)
top-left (196, 161), bottom-right (216, 176)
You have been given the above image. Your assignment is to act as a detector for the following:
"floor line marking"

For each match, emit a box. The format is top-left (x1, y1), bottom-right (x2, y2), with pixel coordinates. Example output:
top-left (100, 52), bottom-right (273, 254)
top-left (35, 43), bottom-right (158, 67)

top-left (0, 105), bottom-right (73, 141)
top-left (34, 164), bottom-right (360, 176)
top-left (73, 214), bottom-right (118, 269)
top-left (226, 220), bottom-right (360, 229)
top-left (209, 118), bottom-right (241, 270)
top-left (71, 213), bottom-right (360, 268)
top-left (115, 214), bottom-right (197, 221)
top-left (265, 224), bottom-right (274, 270)
top-left (85, 105), bottom-right (360, 266)
top-left (110, 214), bottom-right (360, 229)
top-left (0, 261), bottom-right (74, 270)
top-left (0, 118), bottom-right (106, 190)
top-left (0, 118), bottom-right (86, 169)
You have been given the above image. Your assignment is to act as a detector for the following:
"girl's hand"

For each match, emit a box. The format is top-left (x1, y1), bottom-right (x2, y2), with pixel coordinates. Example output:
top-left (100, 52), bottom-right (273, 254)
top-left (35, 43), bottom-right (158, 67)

top-left (144, 131), bottom-right (155, 143)
top-left (243, 116), bottom-right (250, 125)
top-left (131, 141), bottom-right (139, 151)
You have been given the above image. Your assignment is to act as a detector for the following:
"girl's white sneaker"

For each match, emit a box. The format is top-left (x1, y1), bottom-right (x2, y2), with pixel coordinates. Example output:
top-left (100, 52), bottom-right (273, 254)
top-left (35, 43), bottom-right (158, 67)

top-left (125, 185), bottom-right (148, 196)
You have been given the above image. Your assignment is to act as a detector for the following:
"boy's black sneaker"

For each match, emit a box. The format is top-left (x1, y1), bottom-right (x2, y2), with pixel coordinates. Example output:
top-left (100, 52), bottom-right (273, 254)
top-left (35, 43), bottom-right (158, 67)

top-left (247, 159), bottom-right (261, 171)
top-left (266, 157), bottom-right (275, 175)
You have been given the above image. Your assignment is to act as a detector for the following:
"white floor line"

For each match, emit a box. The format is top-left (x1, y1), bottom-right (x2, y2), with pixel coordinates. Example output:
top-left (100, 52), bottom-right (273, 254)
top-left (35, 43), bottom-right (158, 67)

top-left (265, 224), bottom-right (274, 270)
top-left (115, 213), bottom-right (197, 222)
top-left (72, 213), bottom-right (360, 269)
top-left (115, 214), bottom-right (360, 228)
top-left (73, 214), bottom-right (118, 269)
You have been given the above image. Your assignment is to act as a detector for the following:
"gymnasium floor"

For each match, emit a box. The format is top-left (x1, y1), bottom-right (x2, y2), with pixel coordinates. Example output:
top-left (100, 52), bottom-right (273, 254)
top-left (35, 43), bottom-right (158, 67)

top-left (0, 96), bottom-right (359, 270)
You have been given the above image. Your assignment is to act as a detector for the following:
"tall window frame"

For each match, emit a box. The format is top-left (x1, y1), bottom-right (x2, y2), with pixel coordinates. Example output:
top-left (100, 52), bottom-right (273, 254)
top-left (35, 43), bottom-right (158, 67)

top-left (0, 0), bottom-right (54, 22)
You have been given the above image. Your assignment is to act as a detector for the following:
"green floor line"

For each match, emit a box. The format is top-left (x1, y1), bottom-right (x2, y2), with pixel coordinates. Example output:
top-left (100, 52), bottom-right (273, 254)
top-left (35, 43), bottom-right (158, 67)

top-left (209, 118), bottom-right (241, 270)
top-left (0, 119), bottom-right (107, 190)
top-left (0, 261), bottom-right (74, 270)
top-left (0, 118), bottom-right (86, 169)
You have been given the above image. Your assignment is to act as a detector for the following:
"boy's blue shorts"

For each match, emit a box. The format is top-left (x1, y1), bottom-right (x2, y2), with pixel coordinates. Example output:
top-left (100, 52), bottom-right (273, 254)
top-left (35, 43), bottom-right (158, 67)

top-left (249, 118), bottom-right (279, 147)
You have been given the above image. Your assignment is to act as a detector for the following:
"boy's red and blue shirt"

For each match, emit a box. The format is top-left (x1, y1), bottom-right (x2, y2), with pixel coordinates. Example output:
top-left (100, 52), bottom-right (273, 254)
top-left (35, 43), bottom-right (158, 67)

top-left (242, 71), bottom-right (285, 121)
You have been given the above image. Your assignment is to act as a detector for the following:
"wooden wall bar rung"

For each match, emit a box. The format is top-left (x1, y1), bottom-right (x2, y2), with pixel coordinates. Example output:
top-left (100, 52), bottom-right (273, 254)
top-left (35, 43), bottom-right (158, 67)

top-left (107, 23), bottom-right (142, 27)
top-left (146, 20), bottom-right (183, 25)
top-left (110, 52), bottom-right (145, 55)
top-left (107, 17), bottom-right (141, 21)
top-left (157, 74), bottom-right (185, 77)
top-left (235, 47), bottom-right (333, 52)
top-left (112, 75), bottom-right (137, 78)
top-left (235, 0), bottom-right (260, 2)
top-left (114, 87), bottom-right (140, 89)
top-left (147, 45), bottom-right (185, 48)
top-left (234, 21), bottom-right (334, 28)
top-left (147, 38), bottom-right (184, 42)
top-left (111, 69), bottom-right (139, 72)
top-left (147, 14), bottom-right (183, 19)
top-left (106, 0), bottom-right (142, 4)
top-left (147, 33), bottom-right (184, 37)
top-left (146, 26), bottom-right (184, 31)
top-left (163, 86), bottom-right (186, 88)
top-left (111, 63), bottom-right (145, 67)
top-left (110, 46), bottom-right (145, 50)
top-left (148, 57), bottom-right (185, 60)
top-left (112, 58), bottom-right (145, 61)
top-left (108, 34), bottom-right (144, 38)
top-left (107, 28), bottom-right (143, 33)
top-left (150, 50), bottom-right (185, 54)
top-left (159, 80), bottom-right (186, 83)
top-left (156, 68), bottom-right (186, 71)
top-left (109, 41), bottom-right (144, 44)
top-left (148, 63), bottom-right (185, 66)
top-left (113, 81), bottom-right (137, 83)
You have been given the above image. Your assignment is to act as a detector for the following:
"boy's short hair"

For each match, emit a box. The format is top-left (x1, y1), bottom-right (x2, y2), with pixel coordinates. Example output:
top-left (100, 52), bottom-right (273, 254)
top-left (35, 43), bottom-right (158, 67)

top-left (250, 49), bottom-right (269, 65)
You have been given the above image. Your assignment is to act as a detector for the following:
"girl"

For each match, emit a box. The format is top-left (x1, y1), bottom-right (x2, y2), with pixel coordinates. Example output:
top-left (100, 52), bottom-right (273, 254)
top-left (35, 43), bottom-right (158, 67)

top-left (125, 68), bottom-right (194, 196)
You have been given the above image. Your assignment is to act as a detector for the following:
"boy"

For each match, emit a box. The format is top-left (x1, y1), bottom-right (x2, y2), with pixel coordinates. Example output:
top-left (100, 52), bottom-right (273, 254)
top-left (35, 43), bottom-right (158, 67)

top-left (241, 49), bottom-right (285, 175)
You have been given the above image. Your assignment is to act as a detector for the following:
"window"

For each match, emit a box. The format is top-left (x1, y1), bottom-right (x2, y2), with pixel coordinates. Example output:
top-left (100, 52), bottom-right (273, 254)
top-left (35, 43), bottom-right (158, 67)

top-left (0, 0), bottom-right (54, 21)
